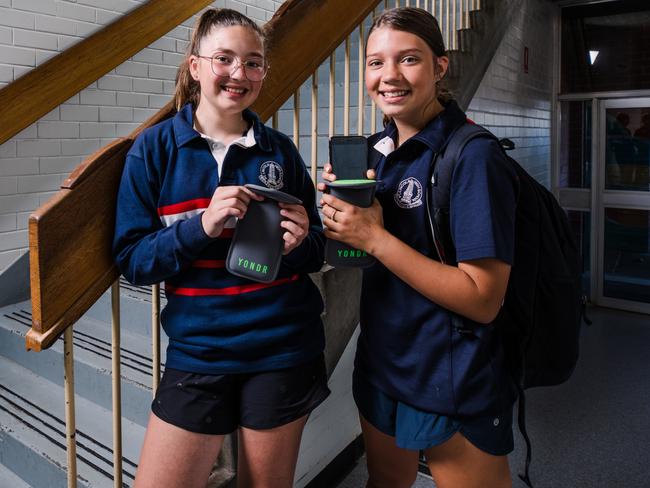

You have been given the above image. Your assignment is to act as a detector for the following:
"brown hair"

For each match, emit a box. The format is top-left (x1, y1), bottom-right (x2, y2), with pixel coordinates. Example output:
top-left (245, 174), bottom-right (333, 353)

top-left (366, 7), bottom-right (453, 125)
top-left (173, 8), bottom-right (266, 111)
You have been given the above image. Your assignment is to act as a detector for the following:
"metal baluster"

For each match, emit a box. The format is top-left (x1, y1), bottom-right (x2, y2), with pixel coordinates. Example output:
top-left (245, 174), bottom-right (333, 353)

top-left (111, 281), bottom-right (122, 488)
top-left (64, 327), bottom-right (77, 488)
top-left (152, 283), bottom-right (160, 395)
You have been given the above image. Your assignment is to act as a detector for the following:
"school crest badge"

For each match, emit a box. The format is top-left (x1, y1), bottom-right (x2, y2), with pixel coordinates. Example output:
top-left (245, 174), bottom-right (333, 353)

top-left (394, 177), bottom-right (423, 209)
top-left (259, 161), bottom-right (284, 189)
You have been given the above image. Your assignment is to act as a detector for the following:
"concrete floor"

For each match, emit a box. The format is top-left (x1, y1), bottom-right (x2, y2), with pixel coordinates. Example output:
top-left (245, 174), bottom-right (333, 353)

top-left (334, 307), bottom-right (650, 488)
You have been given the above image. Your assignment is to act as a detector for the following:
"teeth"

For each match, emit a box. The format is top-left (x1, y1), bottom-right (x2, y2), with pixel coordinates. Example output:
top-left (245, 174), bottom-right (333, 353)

top-left (223, 86), bottom-right (246, 94)
top-left (383, 90), bottom-right (408, 98)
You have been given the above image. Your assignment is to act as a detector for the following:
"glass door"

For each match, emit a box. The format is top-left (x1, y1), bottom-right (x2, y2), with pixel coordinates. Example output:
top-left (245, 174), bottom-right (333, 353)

top-left (596, 98), bottom-right (650, 313)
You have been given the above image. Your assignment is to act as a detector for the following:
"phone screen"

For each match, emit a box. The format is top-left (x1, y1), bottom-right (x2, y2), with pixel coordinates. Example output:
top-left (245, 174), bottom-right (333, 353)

top-left (329, 136), bottom-right (368, 181)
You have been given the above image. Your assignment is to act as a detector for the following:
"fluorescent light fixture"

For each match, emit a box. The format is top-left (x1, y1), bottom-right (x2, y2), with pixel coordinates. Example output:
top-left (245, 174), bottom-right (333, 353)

top-left (589, 50), bottom-right (599, 65)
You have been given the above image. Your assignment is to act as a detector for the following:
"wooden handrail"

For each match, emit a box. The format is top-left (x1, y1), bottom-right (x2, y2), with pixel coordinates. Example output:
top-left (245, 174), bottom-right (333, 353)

top-left (26, 0), bottom-right (382, 351)
top-left (0, 0), bottom-right (214, 147)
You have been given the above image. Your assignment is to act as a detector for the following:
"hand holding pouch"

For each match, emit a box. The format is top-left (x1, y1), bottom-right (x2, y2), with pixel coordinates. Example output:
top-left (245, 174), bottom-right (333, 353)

top-left (226, 184), bottom-right (302, 283)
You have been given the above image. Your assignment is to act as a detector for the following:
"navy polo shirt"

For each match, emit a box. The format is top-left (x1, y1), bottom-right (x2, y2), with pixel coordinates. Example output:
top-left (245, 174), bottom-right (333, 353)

top-left (356, 101), bottom-right (519, 417)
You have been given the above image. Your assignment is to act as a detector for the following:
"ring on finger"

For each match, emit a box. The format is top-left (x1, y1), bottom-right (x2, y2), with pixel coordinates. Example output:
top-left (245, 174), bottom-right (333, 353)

top-left (332, 209), bottom-right (338, 223)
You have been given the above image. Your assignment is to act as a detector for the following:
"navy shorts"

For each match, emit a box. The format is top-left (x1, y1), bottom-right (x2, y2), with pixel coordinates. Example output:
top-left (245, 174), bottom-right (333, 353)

top-left (152, 355), bottom-right (330, 435)
top-left (353, 370), bottom-right (514, 456)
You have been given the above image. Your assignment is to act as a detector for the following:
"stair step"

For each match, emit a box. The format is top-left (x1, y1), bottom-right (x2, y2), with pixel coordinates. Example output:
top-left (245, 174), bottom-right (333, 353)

top-left (0, 299), bottom-right (165, 426)
top-left (0, 355), bottom-right (145, 488)
top-left (0, 461), bottom-right (31, 488)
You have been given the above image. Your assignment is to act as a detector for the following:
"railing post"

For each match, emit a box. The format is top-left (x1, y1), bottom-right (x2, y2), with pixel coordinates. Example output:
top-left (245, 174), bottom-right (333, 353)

top-left (111, 281), bottom-right (123, 488)
top-left (311, 71), bottom-right (319, 183)
top-left (63, 327), bottom-right (77, 488)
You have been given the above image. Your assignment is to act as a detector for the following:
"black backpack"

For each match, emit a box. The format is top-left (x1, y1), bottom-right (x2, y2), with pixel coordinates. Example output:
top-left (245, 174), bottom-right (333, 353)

top-left (428, 123), bottom-right (585, 487)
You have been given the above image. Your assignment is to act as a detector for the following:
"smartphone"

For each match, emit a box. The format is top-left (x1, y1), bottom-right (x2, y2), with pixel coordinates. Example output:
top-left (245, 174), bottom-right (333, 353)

top-left (329, 136), bottom-right (368, 181)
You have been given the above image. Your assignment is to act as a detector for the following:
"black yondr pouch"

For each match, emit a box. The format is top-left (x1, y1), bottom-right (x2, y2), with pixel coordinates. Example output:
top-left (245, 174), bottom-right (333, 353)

top-left (226, 184), bottom-right (302, 283)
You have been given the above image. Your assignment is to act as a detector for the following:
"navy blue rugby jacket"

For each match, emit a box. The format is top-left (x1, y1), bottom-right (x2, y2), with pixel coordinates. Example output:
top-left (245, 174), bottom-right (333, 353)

top-left (113, 104), bottom-right (325, 374)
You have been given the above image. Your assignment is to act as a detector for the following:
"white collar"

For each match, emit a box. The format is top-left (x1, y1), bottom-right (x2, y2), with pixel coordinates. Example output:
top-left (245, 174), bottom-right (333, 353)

top-left (373, 136), bottom-right (395, 157)
top-left (195, 124), bottom-right (257, 149)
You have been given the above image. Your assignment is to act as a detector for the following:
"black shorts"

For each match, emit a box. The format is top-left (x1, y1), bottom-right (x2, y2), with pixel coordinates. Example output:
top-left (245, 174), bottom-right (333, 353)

top-left (152, 355), bottom-right (330, 435)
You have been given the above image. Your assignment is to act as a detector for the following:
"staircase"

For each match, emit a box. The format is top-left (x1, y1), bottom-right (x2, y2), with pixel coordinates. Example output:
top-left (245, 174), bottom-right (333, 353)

top-left (0, 278), bottom-right (161, 487)
top-left (0, 1), bottom-right (517, 486)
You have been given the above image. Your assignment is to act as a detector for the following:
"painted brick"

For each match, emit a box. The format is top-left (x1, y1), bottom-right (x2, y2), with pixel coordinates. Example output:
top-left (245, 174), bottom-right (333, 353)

top-left (0, 0), bottom-right (9, 6)
top-left (38, 121), bottom-right (80, 139)
top-left (0, 214), bottom-right (17, 232)
top-left (56, 2), bottom-right (96, 22)
top-left (17, 140), bottom-right (60, 157)
top-left (115, 61), bottom-right (149, 78)
top-left (17, 174), bottom-right (62, 193)
top-left (246, 5), bottom-right (266, 21)
top-left (98, 74), bottom-right (133, 91)
top-left (40, 107), bottom-right (59, 121)
top-left (0, 7), bottom-right (35, 29)
top-left (100, 106), bottom-right (133, 122)
top-left (0, 141), bottom-right (16, 158)
top-left (133, 108), bottom-right (157, 122)
top-left (79, 122), bottom-right (116, 139)
top-left (96, 9), bottom-right (119, 25)
top-left (132, 48), bottom-right (163, 64)
top-left (149, 37), bottom-right (176, 53)
top-left (163, 80), bottom-right (175, 95)
top-left (0, 176), bottom-right (17, 195)
top-left (0, 193), bottom-right (40, 213)
top-left (75, 20), bottom-right (101, 37)
top-left (39, 155), bottom-right (83, 174)
top-left (0, 229), bottom-right (28, 252)
top-left (16, 211), bottom-right (30, 230)
top-left (79, 0), bottom-right (138, 13)
top-left (0, 45), bottom-right (35, 66)
top-left (58, 35), bottom-right (82, 52)
top-left (35, 50), bottom-right (58, 65)
top-left (61, 105), bottom-right (99, 122)
top-left (225, 0), bottom-right (246, 15)
top-left (133, 78), bottom-right (163, 94)
top-left (38, 191), bottom-right (59, 205)
top-left (0, 64), bottom-right (12, 82)
top-left (148, 64), bottom-right (176, 80)
top-left (61, 139), bottom-right (100, 156)
top-left (80, 89), bottom-right (116, 105)
top-left (34, 13), bottom-right (77, 35)
top-left (256, 0), bottom-right (275, 12)
top-left (13, 0), bottom-right (57, 16)
top-left (0, 158), bottom-right (39, 176)
top-left (115, 123), bottom-right (139, 137)
top-left (117, 92), bottom-right (149, 108)
top-left (149, 94), bottom-right (171, 109)
top-left (0, 26), bottom-right (10, 44)
top-left (162, 51), bottom-right (184, 67)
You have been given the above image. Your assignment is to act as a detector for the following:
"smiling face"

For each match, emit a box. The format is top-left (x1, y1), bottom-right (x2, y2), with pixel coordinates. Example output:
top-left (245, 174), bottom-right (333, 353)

top-left (189, 25), bottom-right (265, 116)
top-left (365, 27), bottom-right (448, 129)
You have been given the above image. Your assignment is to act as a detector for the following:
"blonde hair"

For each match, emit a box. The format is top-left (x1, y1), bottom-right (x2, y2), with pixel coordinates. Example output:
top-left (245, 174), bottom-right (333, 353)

top-left (173, 8), bottom-right (266, 111)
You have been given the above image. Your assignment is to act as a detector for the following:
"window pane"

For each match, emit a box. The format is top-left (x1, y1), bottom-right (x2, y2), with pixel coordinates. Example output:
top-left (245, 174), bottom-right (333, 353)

top-left (605, 108), bottom-right (650, 192)
top-left (562, 3), bottom-right (650, 93)
top-left (603, 207), bottom-right (650, 303)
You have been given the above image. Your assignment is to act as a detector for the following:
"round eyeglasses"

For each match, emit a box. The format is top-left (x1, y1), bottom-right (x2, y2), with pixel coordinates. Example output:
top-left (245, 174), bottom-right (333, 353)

top-left (196, 54), bottom-right (268, 82)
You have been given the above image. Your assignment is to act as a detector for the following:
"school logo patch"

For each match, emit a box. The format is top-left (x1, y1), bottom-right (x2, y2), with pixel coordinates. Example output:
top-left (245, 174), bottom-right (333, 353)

top-left (259, 161), bottom-right (284, 189)
top-left (394, 177), bottom-right (423, 209)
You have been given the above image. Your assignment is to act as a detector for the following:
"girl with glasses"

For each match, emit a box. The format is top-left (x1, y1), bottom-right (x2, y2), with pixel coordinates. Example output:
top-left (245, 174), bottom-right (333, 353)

top-left (320, 7), bottom-right (517, 488)
top-left (113, 8), bottom-right (328, 488)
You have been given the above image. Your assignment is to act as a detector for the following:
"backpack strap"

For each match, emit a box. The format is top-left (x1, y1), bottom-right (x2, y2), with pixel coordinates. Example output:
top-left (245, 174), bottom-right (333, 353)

top-left (430, 124), bottom-right (537, 488)
top-left (427, 123), bottom-right (497, 265)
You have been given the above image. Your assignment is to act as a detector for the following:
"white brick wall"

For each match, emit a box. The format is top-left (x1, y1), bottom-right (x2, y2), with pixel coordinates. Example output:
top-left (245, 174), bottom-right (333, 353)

top-left (466, 0), bottom-right (557, 188)
top-left (0, 0), bottom-right (283, 271)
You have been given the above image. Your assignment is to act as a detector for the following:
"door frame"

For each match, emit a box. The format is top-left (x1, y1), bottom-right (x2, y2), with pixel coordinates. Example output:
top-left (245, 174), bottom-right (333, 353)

top-left (594, 97), bottom-right (650, 314)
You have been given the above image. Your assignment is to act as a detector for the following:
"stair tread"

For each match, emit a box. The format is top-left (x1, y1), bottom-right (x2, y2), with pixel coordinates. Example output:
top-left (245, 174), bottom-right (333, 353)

top-left (0, 461), bottom-right (31, 488)
top-left (0, 299), bottom-right (167, 388)
top-left (0, 355), bottom-right (144, 487)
